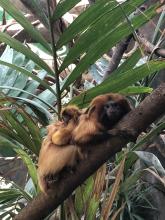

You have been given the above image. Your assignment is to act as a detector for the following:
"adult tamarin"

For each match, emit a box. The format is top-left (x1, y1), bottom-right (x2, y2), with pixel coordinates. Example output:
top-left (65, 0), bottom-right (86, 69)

top-left (38, 94), bottom-right (131, 192)
top-left (73, 93), bottom-right (131, 146)
top-left (37, 106), bottom-right (83, 193)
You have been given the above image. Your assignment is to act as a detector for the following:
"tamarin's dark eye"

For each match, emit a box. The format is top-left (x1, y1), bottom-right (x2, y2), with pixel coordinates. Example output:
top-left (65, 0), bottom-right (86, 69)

top-left (105, 101), bottom-right (119, 109)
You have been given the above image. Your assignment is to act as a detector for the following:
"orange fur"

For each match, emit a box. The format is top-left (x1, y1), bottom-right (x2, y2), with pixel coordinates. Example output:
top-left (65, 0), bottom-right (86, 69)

top-left (73, 93), bottom-right (131, 145)
top-left (52, 105), bottom-right (81, 146)
top-left (38, 137), bottom-right (80, 192)
top-left (37, 106), bottom-right (83, 193)
top-left (38, 95), bottom-right (131, 192)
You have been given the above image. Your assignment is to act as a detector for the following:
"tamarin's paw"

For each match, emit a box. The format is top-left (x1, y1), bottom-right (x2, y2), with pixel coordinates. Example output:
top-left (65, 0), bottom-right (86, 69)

top-left (52, 129), bottom-right (71, 146)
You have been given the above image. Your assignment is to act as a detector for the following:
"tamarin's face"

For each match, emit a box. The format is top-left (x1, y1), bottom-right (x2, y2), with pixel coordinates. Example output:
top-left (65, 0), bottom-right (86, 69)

top-left (61, 106), bottom-right (81, 124)
top-left (87, 93), bottom-right (131, 129)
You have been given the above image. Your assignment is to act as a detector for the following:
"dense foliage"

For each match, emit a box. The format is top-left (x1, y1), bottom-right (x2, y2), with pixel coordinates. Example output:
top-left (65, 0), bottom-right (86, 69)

top-left (0, 0), bottom-right (164, 219)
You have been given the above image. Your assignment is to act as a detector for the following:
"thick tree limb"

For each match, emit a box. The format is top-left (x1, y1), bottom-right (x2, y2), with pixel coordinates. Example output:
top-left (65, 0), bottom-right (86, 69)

top-left (14, 83), bottom-right (165, 220)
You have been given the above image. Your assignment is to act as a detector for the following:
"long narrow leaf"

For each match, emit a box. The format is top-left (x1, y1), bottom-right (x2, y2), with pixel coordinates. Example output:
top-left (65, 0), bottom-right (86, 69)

top-left (12, 96), bottom-right (53, 120)
top-left (56, 0), bottom-right (118, 48)
top-left (111, 49), bottom-right (142, 76)
top-left (14, 147), bottom-right (38, 190)
top-left (134, 151), bottom-right (165, 176)
top-left (1, 111), bottom-right (37, 153)
top-left (0, 60), bottom-right (56, 96)
top-left (20, 111), bottom-right (41, 154)
top-left (124, 123), bottom-right (165, 173)
top-left (0, 33), bottom-right (54, 76)
top-left (120, 170), bottom-right (143, 194)
top-left (60, 0), bottom-right (144, 71)
top-left (0, 135), bottom-right (38, 190)
top-left (21, 0), bottom-right (49, 27)
top-left (101, 158), bottom-right (126, 220)
top-left (52, 0), bottom-right (81, 22)
top-left (70, 59), bottom-right (165, 107)
top-left (119, 86), bottom-right (153, 95)
top-left (62, 4), bottom-right (158, 90)
top-left (0, 0), bottom-right (51, 53)
top-left (0, 86), bottom-right (56, 112)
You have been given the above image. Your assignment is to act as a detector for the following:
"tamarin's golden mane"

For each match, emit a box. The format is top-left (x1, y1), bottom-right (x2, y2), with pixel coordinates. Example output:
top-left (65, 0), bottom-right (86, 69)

top-left (73, 93), bottom-right (131, 145)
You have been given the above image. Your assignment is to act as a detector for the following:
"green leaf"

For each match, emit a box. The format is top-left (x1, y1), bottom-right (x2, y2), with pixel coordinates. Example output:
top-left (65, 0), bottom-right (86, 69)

top-left (0, 180), bottom-right (32, 202)
top-left (119, 86), bottom-right (153, 95)
top-left (120, 170), bottom-right (144, 194)
top-left (56, 0), bottom-right (118, 48)
top-left (74, 187), bottom-right (84, 216)
top-left (52, 0), bottom-right (81, 22)
top-left (3, 107), bottom-right (41, 154)
top-left (61, 4), bottom-right (157, 90)
top-left (0, 189), bottom-right (22, 204)
top-left (133, 122), bottom-right (165, 151)
top-left (0, 60), bottom-right (56, 96)
top-left (0, 48), bottom-right (27, 95)
top-left (0, 46), bottom-right (13, 81)
top-left (20, 111), bottom-right (41, 154)
top-left (70, 59), bottom-right (165, 107)
top-left (0, 33), bottom-right (54, 76)
top-left (86, 197), bottom-right (99, 220)
top-left (60, 0), bottom-right (144, 71)
top-left (0, 86), bottom-right (56, 112)
top-left (124, 123), bottom-right (165, 173)
top-left (14, 147), bottom-right (38, 191)
top-left (134, 151), bottom-right (165, 176)
top-left (0, 135), bottom-right (38, 190)
top-left (0, 0), bottom-right (51, 53)
top-left (75, 176), bottom-right (94, 216)
top-left (12, 96), bottom-right (53, 121)
top-left (33, 84), bottom-right (57, 108)
top-left (1, 110), bottom-right (37, 154)
top-left (7, 60), bottom-right (35, 97)
top-left (111, 49), bottom-right (142, 76)
top-left (19, 70), bottom-right (46, 99)
top-left (0, 129), bottom-right (16, 156)
top-left (20, 0), bottom-right (49, 27)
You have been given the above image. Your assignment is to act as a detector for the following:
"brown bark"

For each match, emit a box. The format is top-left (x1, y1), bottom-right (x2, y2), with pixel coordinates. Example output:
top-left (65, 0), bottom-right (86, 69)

top-left (14, 83), bottom-right (165, 220)
top-left (103, 35), bottom-right (133, 80)
top-left (138, 35), bottom-right (165, 58)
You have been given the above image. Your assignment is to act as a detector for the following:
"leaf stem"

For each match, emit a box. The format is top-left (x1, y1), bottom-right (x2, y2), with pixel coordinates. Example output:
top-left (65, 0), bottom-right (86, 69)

top-left (47, 0), bottom-right (61, 119)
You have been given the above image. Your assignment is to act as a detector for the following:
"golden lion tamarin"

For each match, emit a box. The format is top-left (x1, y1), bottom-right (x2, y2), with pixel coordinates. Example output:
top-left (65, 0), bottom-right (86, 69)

top-left (73, 93), bottom-right (131, 146)
top-left (38, 94), bottom-right (131, 192)
top-left (51, 106), bottom-right (82, 146)
top-left (37, 106), bottom-right (83, 193)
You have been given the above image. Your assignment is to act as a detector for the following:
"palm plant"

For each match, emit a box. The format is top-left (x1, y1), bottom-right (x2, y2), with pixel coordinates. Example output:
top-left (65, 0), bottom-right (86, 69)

top-left (0, 0), bottom-right (164, 219)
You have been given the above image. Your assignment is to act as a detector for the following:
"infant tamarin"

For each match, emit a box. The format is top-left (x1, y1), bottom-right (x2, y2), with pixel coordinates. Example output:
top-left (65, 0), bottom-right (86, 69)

top-left (38, 106), bottom-right (82, 193)
top-left (73, 93), bottom-right (131, 146)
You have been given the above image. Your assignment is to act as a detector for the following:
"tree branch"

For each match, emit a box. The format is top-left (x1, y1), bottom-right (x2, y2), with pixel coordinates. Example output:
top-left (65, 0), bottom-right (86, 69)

top-left (103, 35), bottom-right (133, 80)
top-left (14, 83), bottom-right (165, 220)
top-left (138, 35), bottom-right (165, 58)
